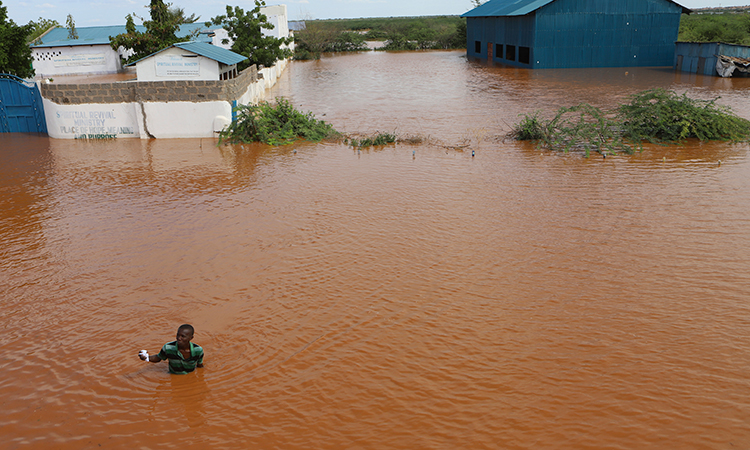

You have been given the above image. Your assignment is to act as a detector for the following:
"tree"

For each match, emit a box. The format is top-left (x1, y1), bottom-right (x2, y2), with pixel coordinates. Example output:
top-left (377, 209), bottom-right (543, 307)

top-left (207, 0), bottom-right (292, 69)
top-left (293, 21), bottom-right (338, 59)
top-left (0, 1), bottom-right (34, 78)
top-left (66, 14), bottom-right (78, 39)
top-left (109, 0), bottom-right (192, 64)
top-left (27, 17), bottom-right (60, 43)
top-left (168, 6), bottom-right (200, 24)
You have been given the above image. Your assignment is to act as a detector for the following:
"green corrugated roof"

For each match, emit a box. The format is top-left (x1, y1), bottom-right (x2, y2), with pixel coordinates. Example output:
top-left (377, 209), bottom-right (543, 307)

top-left (32, 23), bottom-right (212, 48)
top-left (127, 41), bottom-right (247, 67)
top-left (461, 0), bottom-right (690, 17)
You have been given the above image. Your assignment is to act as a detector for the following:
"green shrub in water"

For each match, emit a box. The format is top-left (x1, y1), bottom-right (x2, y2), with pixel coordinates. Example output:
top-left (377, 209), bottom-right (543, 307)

top-left (510, 88), bottom-right (750, 156)
top-left (349, 132), bottom-right (397, 148)
top-left (511, 105), bottom-right (633, 156)
top-left (618, 88), bottom-right (750, 143)
top-left (508, 112), bottom-right (547, 141)
top-left (219, 98), bottom-right (340, 146)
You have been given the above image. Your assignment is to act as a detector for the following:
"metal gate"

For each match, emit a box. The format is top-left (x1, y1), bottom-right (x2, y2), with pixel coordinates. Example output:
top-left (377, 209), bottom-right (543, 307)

top-left (0, 73), bottom-right (48, 134)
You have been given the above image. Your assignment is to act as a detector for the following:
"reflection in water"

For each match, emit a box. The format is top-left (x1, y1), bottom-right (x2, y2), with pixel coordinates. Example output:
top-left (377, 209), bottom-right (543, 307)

top-left (2, 51), bottom-right (750, 449)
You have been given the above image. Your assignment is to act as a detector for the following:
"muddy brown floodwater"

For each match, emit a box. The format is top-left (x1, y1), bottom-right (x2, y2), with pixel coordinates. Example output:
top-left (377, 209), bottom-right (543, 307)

top-left (2, 50), bottom-right (750, 449)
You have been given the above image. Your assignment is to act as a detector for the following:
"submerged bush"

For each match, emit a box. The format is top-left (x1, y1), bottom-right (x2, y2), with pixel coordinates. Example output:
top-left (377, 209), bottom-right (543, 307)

top-left (618, 88), bottom-right (750, 142)
top-left (508, 112), bottom-right (547, 141)
top-left (510, 88), bottom-right (750, 156)
top-left (219, 98), bottom-right (340, 146)
top-left (348, 132), bottom-right (396, 148)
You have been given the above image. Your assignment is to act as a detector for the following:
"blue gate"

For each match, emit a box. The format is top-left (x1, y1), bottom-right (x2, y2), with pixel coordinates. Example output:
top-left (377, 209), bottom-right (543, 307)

top-left (0, 73), bottom-right (48, 134)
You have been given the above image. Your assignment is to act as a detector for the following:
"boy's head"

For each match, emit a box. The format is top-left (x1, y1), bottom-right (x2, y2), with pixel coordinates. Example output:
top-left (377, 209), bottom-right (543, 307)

top-left (176, 324), bottom-right (194, 348)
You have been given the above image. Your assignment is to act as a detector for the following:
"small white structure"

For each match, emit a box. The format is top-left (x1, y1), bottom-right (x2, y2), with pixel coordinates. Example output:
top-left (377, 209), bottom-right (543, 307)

top-left (132, 41), bottom-right (247, 82)
top-left (30, 24), bottom-right (212, 78)
top-left (31, 26), bottom-right (130, 77)
top-left (262, 5), bottom-right (290, 40)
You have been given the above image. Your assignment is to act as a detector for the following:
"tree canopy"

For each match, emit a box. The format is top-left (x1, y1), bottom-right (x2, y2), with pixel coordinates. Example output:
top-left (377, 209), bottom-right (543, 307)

top-left (109, 0), bottom-right (193, 64)
top-left (207, 0), bottom-right (292, 69)
top-left (27, 17), bottom-right (60, 43)
top-left (0, 1), bottom-right (34, 78)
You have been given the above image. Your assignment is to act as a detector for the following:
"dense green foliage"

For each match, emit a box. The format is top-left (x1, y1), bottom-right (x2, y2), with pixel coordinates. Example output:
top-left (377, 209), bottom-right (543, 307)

top-left (27, 17), bottom-right (59, 43)
top-left (168, 6), bottom-right (200, 24)
top-left (379, 20), bottom-right (466, 51)
top-left (110, 0), bottom-right (190, 64)
top-left (510, 89), bottom-right (750, 156)
top-left (678, 12), bottom-right (750, 45)
top-left (294, 16), bottom-right (465, 58)
top-left (0, 1), bottom-right (34, 78)
top-left (294, 22), bottom-right (368, 60)
top-left (618, 89), bottom-right (750, 142)
top-left (207, 1), bottom-right (292, 69)
top-left (219, 98), bottom-right (340, 145)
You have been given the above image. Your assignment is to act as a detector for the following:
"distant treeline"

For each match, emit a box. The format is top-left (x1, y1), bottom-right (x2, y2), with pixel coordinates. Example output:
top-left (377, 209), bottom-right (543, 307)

top-left (679, 12), bottom-right (750, 45)
top-left (294, 16), bottom-right (466, 59)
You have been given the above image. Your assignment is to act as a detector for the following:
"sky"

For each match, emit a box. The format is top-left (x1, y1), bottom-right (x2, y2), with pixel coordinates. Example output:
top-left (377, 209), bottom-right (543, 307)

top-left (3, 0), bottom-right (749, 27)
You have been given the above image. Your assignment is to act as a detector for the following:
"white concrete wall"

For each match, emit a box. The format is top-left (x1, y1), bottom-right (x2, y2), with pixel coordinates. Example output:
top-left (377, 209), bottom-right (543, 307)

top-left (32, 45), bottom-right (122, 77)
top-left (41, 55), bottom-right (290, 139)
top-left (212, 29), bottom-right (232, 50)
top-left (42, 99), bottom-right (142, 139)
top-left (135, 47), bottom-right (220, 82)
top-left (139, 101), bottom-right (232, 138)
top-left (262, 5), bottom-right (289, 39)
top-left (42, 96), bottom-right (233, 139)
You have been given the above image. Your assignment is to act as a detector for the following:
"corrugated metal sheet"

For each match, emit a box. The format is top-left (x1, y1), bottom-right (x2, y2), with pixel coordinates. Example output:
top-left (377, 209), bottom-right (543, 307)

top-left (32, 23), bottom-right (211, 48)
top-left (174, 42), bottom-right (247, 66)
top-left (466, 0), bottom-right (684, 69)
top-left (127, 41), bottom-right (247, 67)
top-left (462, 0), bottom-right (556, 17)
top-left (0, 74), bottom-right (47, 134)
top-left (675, 41), bottom-right (750, 76)
top-left (462, 0), bottom-right (690, 17)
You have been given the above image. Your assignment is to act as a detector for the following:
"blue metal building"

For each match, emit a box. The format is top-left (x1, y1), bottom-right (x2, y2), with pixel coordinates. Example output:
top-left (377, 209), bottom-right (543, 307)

top-left (463, 0), bottom-right (690, 69)
top-left (674, 41), bottom-right (750, 76)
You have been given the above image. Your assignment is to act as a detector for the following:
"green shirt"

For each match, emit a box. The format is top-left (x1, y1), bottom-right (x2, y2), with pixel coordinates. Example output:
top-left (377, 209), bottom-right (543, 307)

top-left (158, 341), bottom-right (204, 374)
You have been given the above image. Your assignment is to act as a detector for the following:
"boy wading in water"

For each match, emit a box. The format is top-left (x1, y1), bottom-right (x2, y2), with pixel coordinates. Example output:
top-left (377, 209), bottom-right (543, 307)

top-left (140, 324), bottom-right (204, 374)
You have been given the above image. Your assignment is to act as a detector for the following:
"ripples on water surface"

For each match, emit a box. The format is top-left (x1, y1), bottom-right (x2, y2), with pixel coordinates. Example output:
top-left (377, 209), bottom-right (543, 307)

top-left (1, 51), bottom-right (750, 449)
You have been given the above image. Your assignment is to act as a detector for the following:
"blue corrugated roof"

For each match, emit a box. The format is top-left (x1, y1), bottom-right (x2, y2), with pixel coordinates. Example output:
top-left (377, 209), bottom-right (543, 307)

top-left (32, 25), bottom-right (144, 47)
top-left (462, 0), bottom-right (554, 17)
top-left (173, 42), bottom-right (247, 66)
top-left (32, 23), bottom-right (213, 48)
top-left (461, 0), bottom-right (690, 17)
top-left (127, 41), bottom-right (247, 66)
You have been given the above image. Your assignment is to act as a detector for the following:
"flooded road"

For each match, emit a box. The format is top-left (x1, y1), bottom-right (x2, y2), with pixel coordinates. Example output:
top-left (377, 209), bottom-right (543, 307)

top-left (2, 51), bottom-right (750, 449)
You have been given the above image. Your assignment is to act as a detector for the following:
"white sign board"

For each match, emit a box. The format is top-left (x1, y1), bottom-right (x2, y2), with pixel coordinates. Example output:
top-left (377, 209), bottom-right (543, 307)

top-left (53, 53), bottom-right (107, 67)
top-left (155, 55), bottom-right (200, 77)
top-left (52, 108), bottom-right (137, 139)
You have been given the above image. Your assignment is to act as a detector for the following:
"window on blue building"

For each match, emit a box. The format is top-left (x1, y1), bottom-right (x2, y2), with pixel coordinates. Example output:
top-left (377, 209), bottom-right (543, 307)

top-left (475, 41), bottom-right (482, 54)
top-left (506, 45), bottom-right (516, 61)
top-left (496, 44), bottom-right (503, 60)
top-left (519, 47), bottom-right (530, 64)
